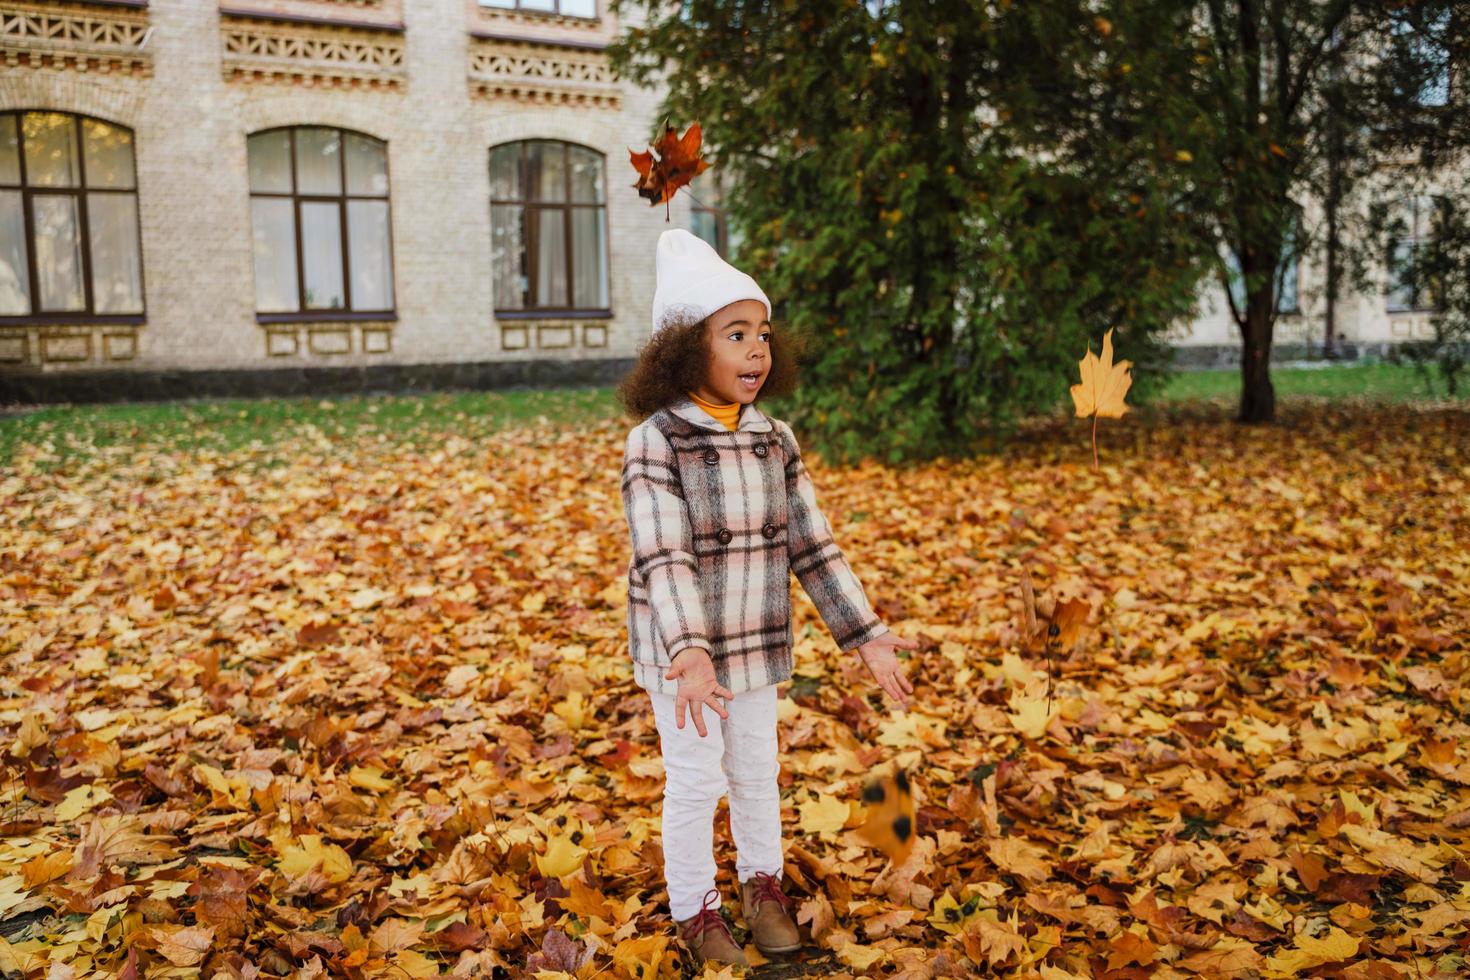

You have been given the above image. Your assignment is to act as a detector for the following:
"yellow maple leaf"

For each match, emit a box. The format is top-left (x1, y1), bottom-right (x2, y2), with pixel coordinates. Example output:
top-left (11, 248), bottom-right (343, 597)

top-left (962, 911), bottom-right (1026, 968)
top-left (1071, 327), bottom-right (1132, 419)
top-left (835, 939), bottom-right (887, 969)
top-left (279, 835), bottom-right (353, 884)
top-left (988, 836), bottom-right (1051, 883)
top-left (349, 766), bottom-right (395, 793)
top-left (55, 784), bottom-right (112, 822)
top-left (1263, 925), bottom-right (1359, 975)
top-left (1007, 689), bottom-right (1058, 740)
top-left (536, 831), bottom-right (588, 879)
top-left (798, 793), bottom-right (852, 837)
top-left (1070, 327), bottom-right (1133, 470)
top-left (927, 890), bottom-right (984, 936)
top-left (612, 934), bottom-right (669, 979)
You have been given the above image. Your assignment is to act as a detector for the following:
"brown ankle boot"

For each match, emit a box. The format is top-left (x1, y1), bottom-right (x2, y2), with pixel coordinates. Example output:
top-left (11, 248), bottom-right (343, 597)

top-left (676, 889), bottom-right (748, 968)
top-left (740, 872), bottom-right (801, 955)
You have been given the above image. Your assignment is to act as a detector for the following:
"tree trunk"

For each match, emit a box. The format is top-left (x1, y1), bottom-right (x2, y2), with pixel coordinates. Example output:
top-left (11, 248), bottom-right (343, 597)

top-left (1238, 303), bottom-right (1276, 423)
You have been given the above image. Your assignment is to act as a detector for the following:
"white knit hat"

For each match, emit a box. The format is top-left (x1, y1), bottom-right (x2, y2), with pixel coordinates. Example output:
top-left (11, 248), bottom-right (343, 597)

top-left (650, 229), bottom-right (771, 337)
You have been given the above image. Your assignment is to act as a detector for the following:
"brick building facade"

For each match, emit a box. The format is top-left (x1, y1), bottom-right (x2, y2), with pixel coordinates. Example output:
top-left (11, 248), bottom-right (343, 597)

top-left (0, 0), bottom-right (1452, 403)
top-left (0, 0), bottom-right (681, 402)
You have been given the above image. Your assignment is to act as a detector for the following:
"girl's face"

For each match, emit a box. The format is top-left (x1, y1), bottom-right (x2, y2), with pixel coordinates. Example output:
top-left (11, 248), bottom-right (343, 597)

top-left (693, 299), bottom-right (770, 406)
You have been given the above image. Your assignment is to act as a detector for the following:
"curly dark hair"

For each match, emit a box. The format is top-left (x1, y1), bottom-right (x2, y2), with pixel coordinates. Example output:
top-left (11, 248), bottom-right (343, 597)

top-left (615, 306), bottom-right (806, 421)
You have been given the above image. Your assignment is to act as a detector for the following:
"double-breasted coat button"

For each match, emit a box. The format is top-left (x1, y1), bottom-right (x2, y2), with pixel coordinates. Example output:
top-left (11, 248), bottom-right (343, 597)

top-left (703, 449), bottom-right (720, 465)
top-left (762, 522), bottom-right (778, 539)
top-left (716, 528), bottom-right (733, 545)
top-left (753, 443), bottom-right (769, 458)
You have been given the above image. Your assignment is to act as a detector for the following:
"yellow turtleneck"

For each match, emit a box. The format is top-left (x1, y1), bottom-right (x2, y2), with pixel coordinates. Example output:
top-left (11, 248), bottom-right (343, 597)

top-left (687, 390), bottom-right (743, 431)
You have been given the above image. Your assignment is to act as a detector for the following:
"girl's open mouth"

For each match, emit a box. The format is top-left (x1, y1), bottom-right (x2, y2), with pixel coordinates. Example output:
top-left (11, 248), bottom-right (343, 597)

top-left (739, 372), bottom-right (763, 390)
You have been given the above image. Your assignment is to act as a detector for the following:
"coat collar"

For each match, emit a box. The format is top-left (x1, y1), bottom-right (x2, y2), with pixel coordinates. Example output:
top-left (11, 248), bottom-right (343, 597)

top-left (668, 395), bottom-right (775, 433)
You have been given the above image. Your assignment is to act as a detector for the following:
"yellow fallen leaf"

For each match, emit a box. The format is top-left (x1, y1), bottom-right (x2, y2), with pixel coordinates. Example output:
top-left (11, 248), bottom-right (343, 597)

top-left (279, 835), bottom-right (353, 884)
top-left (834, 938), bottom-right (887, 969)
top-left (55, 784), bottom-right (112, 822)
top-left (349, 766), bottom-right (395, 793)
top-left (612, 934), bottom-right (669, 979)
top-left (988, 837), bottom-right (1051, 883)
top-left (798, 793), bottom-right (852, 837)
top-left (552, 690), bottom-right (589, 731)
top-left (372, 949), bottom-right (439, 979)
top-left (1007, 691), bottom-right (1057, 740)
top-left (20, 851), bottom-right (71, 889)
top-left (928, 890), bottom-right (983, 936)
top-left (537, 832), bottom-right (588, 879)
top-left (1263, 925), bottom-right (1359, 975)
top-left (962, 911), bottom-right (1026, 968)
top-left (141, 923), bottom-right (215, 967)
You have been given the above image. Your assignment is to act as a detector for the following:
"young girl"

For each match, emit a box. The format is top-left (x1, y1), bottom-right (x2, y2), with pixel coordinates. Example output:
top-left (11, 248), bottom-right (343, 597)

top-left (617, 229), bottom-right (918, 967)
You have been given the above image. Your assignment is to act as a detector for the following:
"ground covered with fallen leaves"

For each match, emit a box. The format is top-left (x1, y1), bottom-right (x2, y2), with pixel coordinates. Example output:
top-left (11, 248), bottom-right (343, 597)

top-left (2, 401), bottom-right (1468, 979)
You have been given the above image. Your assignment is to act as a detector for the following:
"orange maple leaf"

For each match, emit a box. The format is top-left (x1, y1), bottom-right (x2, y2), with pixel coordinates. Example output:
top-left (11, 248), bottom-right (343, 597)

top-left (1018, 563), bottom-right (1092, 707)
top-left (856, 767), bottom-right (917, 865)
top-left (629, 119), bottom-right (711, 221)
top-left (1070, 326), bottom-right (1132, 470)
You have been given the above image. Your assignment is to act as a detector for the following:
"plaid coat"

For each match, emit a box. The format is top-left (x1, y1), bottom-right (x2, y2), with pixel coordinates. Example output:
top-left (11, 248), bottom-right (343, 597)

top-left (621, 395), bottom-right (889, 695)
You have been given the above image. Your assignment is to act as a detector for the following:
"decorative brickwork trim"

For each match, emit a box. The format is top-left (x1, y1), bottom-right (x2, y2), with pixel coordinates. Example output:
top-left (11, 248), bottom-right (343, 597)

top-left (221, 13), bottom-right (406, 90)
top-left (0, 1), bottom-right (152, 77)
top-left (468, 34), bottom-right (618, 107)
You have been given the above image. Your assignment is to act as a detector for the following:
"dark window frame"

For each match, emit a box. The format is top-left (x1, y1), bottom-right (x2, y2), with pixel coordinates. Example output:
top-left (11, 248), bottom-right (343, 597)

top-left (1386, 193), bottom-right (1445, 314)
top-left (477, 0), bottom-right (598, 21)
top-left (0, 108), bottom-right (147, 326)
top-left (689, 196), bottom-right (728, 258)
top-left (247, 124), bottom-right (398, 322)
top-left (490, 139), bottom-right (611, 318)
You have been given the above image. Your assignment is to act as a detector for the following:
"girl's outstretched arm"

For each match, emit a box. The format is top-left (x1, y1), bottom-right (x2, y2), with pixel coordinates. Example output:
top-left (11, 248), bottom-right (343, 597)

top-left (777, 420), bottom-right (890, 653)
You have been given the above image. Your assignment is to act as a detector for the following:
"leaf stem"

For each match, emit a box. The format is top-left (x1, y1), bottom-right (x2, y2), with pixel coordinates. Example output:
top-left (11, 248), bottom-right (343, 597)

top-left (1092, 412), bottom-right (1099, 471)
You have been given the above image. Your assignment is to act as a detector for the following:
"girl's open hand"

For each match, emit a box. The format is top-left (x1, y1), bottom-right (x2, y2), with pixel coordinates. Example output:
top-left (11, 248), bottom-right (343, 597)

top-left (857, 631), bottom-right (919, 708)
top-left (664, 648), bottom-right (734, 738)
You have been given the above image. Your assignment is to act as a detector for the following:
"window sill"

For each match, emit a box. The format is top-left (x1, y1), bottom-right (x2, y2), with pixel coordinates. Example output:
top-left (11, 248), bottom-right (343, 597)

top-left (473, 7), bottom-right (601, 25)
top-left (469, 29), bottom-right (607, 51)
top-left (1, 314), bottom-right (146, 327)
top-left (495, 309), bottom-right (611, 320)
top-left (257, 311), bottom-right (398, 324)
top-left (220, 6), bottom-right (405, 33)
top-left (1386, 306), bottom-right (1442, 315)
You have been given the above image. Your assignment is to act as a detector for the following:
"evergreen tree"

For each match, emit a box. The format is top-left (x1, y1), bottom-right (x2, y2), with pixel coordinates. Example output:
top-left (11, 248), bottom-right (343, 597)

top-left (609, 1), bottom-right (1468, 453)
top-left (609, 1), bottom-right (1207, 463)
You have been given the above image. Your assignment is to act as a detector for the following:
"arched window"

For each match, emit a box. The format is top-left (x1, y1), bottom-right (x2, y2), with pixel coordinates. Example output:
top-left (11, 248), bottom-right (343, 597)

top-left (0, 110), bottom-right (144, 320)
top-left (489, 140), bottom-right (609, 315)
top-left (247, 126), bottom-right (395, 317)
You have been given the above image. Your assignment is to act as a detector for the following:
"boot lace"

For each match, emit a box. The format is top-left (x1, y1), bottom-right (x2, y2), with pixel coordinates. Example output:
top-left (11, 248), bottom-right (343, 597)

top-left (747, 871), bottom-right (793, 913)
top-left (682, 889), bottom-right (734, 946)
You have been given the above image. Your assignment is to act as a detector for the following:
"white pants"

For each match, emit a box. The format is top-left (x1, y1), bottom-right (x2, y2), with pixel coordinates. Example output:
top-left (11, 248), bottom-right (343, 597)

top-left (648, 685), bottom-right (784, 921)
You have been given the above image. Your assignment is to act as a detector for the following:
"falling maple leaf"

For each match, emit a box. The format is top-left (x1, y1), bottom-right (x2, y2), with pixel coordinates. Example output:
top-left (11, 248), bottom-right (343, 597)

top-left (1069, 325), bottom-right (1132, 469)
top-left (1017, 562), bottom-right (1093, 708)
top-left (856, 768), bottom-right (917, 865)
top-left (629, 119), bottom-right (711, 221)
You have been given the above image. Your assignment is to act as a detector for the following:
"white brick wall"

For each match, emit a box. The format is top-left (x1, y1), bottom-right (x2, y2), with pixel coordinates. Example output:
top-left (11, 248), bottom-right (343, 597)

top-left (0, 0), bottom-right (685, 373)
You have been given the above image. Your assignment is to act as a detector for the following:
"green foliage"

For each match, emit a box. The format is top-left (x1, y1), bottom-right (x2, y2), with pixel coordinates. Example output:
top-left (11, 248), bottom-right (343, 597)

top-left (608, 0), bottom-right (1210, 464)
top-left (609, 0), bottom-right (1470, 440)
